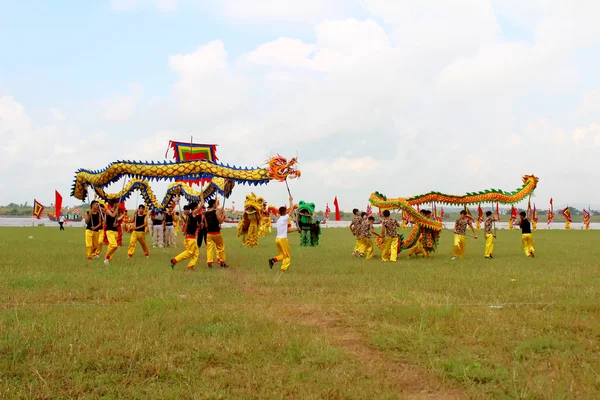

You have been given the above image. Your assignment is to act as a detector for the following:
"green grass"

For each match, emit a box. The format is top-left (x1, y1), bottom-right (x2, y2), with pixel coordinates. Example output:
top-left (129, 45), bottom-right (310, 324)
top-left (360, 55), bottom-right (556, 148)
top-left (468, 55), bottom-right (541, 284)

top-left (1, 227), bottom-right (599, 399)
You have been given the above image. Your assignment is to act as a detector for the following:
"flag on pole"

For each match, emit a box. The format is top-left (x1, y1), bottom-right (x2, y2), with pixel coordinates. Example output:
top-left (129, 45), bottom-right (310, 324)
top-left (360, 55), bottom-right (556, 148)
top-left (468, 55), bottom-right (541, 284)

top-left (547, 198), bottom-right (554, 224)
top-left (533, 204), bottom-right (538, 222)
top-left (168, 140), bottom-right (218, 186)
top-left (33, 199), bottom-right (45, 219)
top-left (324, 204), bottom-right (331, 220)
top-left (55, 190), bottom-right (63, 218)
top-left (464, 206), bottom-right (474, 222)
top-left (366, 204), bottom-right (373, 218)
top-left (333, 197), bottom-right (340, 221)
top-left (477, 204), bottom-right (484, 223)
top-left (562, 207), bottom-right (572, 222)
top-left (583, 207), bottom-right (591, 229)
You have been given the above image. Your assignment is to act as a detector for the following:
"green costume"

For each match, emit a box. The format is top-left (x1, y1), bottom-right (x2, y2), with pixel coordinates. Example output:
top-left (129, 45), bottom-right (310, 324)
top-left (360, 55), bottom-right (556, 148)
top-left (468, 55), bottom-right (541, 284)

top-left (296, 201), bottom-right (321, 247)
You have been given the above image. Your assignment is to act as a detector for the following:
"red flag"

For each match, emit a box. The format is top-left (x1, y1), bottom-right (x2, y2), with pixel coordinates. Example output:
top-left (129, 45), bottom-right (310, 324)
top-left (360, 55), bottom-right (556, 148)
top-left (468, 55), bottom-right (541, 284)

top-left (366, 204), bottom-right (372, 218)
top-left (324, 204), bottom-right (331, 220)
top-left (333, 197), bottom-right (340, 221)
top-left (533, 204), bottom-right (538, 222)
top-left (510, 205), bottom-right (518, 221)
top-left (548, 198), bottom-right (554, 224)
top-left (465, 206), bottom-right (474, 222)
top-left (562, 207), bottom-right (572, 222)
top-left (33, 199), bottom-right (45, 219)
top-left (54, 190), bottom-right (63, 218)
top-left (477, 204), bottom-right (483, 222)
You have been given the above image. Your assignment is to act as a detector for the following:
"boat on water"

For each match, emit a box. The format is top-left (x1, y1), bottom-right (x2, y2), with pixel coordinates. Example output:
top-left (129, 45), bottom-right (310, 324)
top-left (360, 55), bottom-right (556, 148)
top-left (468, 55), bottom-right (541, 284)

top-left (48, 213), bottom-right (83, 222)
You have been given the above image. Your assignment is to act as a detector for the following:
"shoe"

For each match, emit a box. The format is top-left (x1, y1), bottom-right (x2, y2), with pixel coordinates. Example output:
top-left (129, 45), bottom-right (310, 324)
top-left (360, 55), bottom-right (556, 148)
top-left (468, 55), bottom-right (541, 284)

top-left (352, 250), bottom-right (358, 257)
top-left (128, 255), bottom-right (132, 259)
top-left (489, 254), bottom-right (493, 259)
top-left (268, 258), bottom-right (275, 269)
top-left (207, 263), bottom-right (213, 269)
top-left (94, 255), bottom-right (100, 259)
top-left (170, 259), bottom-right (176, 270)
top-left (530, 251), bottom-right (535, 258)
top-left (104, 259), bottom-right (109, 265)
top-left (451, 256), bottom-right (457, 260)
top-left (220, 263), bottom-right (229, 269)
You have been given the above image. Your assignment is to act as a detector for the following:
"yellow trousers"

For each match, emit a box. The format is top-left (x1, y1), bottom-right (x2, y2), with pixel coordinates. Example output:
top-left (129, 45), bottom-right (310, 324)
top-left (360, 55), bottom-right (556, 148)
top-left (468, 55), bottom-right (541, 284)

top-left (207, 233), bottom-right (226, 264)
top-left (173, 220), bottom-right (179, 237)
top-left (521, 233), bottom-right (534, 256)
top-left (353, 237), bottom-right (360, 254)
top-left (105, 231), bottom-right (118, 261)
top-left (357, 238), bottom-right (374, 259)
top-left (452, 234), bottom-right (466, 258)
top-left (382, 237), bottom-right (399, 262)
top-left (85, 230), bottom-right (100, 260)
top-left (273, 238), bottom-right (291, 271)
top-left (484, 234), bottom-right (494, 258)
top-left (174, 237), bottom-right (199, 269)
top-left (128, 231), bottom-right (149, 257)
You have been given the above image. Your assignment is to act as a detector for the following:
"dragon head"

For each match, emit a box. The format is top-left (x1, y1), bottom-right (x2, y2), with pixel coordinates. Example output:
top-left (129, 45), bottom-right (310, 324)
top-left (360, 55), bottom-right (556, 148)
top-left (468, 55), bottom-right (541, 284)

top-left (297, 200), bottom-right (315, 216)
top-left (522, 174), bottom-right (539, 189)
top-left (268, 155), bottom-right (301, 181)
top-left (243, 192), bottom-right (264, 214)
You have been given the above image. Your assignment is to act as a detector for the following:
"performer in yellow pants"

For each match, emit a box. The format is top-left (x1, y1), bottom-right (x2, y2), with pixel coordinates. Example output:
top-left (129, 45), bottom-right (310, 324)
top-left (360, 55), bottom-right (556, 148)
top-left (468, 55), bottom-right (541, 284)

top-left (519, 211), bottom-right (535, 257)
top-left (128, 205), bottom-right (150, 258)
top-left (451, 210), bottom-right (477, 260)
top-left (269, 196), bottom-right (299, 272)
top-left (357, 216), bottom-right (381, 259)
top-left (171, 203), bottom-right (200, 270)
top-left (204, 199), bottom-right (229, 268)
top-left (84, 200), bottom-right (102, 260)
top-left (103, 200), bottom-right (120, 264)
top-left (483, 211), bottom-right (498, 259)
top-left (381, 210), bottom-right (401, 262)
top-left (350, 209), bottom-right (363, 256)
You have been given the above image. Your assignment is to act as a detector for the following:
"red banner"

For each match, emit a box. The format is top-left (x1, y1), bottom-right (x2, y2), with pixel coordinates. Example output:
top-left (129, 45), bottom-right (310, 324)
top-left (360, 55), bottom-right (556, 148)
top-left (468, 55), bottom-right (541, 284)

top-left (55, 190), bottom-right (63, 218)
top-left (333, 197), bottom-right (340, 221)
top-left (33, 199), bottom-right (45, 219)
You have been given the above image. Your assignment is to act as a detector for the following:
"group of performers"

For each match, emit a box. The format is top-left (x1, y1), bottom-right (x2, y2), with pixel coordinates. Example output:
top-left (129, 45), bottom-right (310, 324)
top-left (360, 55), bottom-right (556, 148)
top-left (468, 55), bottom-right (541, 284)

top-left (349, 207), bottom-right (536, 261)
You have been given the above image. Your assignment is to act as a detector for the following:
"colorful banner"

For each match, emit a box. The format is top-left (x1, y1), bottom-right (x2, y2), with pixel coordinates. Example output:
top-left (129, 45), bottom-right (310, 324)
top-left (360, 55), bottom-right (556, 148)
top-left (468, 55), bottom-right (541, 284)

top-left (562, 207), bottom-right (572, 222)
top-left (547, 198), bottom-right (554, 224)
top-left (366, 204), bottom-right (373, 218)
top-left (33, 199), bottom-right (45, 219)
top-left (55, 190), bottom-right (63, 218)
top-left (168, 141), bottom-right (218, 186)
top-left (477, 204), bottom-right (484, 222)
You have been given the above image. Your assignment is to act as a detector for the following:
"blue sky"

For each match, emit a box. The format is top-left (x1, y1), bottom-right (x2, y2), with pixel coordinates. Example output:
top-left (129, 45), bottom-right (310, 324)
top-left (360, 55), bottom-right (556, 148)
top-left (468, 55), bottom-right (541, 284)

top-left (1, 1), bottom-right (600, 210)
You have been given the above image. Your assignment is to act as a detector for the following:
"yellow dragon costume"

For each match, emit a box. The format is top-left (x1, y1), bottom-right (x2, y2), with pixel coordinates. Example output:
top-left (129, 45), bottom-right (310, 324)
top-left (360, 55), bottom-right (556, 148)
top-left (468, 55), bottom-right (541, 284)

top-left (237, 193), bottom-right (270, 247)
top-left (71, 155), bottom-right (300, 210)
top-left (370, 175), bottom-right (539, 256)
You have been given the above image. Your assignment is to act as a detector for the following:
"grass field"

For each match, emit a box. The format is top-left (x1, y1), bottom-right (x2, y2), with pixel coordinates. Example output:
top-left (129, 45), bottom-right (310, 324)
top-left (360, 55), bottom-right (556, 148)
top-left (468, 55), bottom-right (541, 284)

top-left (1, 227), bottom-right (599, 399)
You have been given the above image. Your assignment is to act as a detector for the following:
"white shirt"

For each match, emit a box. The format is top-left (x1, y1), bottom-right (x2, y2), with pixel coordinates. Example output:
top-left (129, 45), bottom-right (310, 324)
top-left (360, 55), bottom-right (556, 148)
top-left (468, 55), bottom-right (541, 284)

top-left (59, 216), bottom-right (65, 222)
top-left (276, 214), bottom-right (289, 239)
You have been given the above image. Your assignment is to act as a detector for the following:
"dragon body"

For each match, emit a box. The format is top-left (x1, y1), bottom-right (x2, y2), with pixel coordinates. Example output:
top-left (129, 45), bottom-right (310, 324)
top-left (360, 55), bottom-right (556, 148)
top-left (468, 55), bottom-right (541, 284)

top-left (71, 155), bottom-right (300, 202)
top-left (296, 201), bottom-right (321, 247)
top-left (370, 175), bottom-right (539, 255)
top-left (90, 177), bottom-right (234, 211)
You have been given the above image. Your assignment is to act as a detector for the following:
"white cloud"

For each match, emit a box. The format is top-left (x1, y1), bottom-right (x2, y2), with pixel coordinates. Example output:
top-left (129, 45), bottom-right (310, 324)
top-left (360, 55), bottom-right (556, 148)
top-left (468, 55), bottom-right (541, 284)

top-left (50, 108), bottom-right (67, 122)
top-left (100, 82), bottom-right (143, 122)
top-left (156, 0), bottom-right (177, 11)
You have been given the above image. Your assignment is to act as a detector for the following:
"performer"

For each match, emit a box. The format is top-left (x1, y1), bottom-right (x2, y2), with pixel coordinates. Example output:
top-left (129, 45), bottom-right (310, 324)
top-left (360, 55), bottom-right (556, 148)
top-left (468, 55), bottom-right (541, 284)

top-left (94, 203), bottom-right (107, 257)
top-left (152, 210), bottom-right (164, 248)
top-left (451, 210), bottom-right (478, 260)
top-left (357, 216), bottom-right (381, 259)
top-left (84, 200), bottom-right (102, 260)
top-left (59, 215), bottom-right (65, 231)
top-left (484, 211), bottom-right (498, 259)
top-left (205, 199), bottom-right (229, 268)
top-left (103, 199), bottom-right (120, 265)
top-left (350, 208), bottom-right (362, 256)
top-left (163, 206), bottom-right (176, 247)
top-left (381, 210), bottom-right (400, 262)
top-left (268, 196), bottom-right (299, 272)
top-left (173, 211), bottom-right (180, 237)
top-left (519, 211), bottom-right (535, 257)
top-left (197, 204), bottom-right (208, 249)
top-left (170, 202), bottom-right (201, 270)
top-left (128, 205), bottom-right (149, 258)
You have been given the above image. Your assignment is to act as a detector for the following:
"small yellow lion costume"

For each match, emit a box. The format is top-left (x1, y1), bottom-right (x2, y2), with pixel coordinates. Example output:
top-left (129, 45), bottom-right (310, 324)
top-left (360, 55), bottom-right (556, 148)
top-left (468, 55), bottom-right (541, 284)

top-left (237, 193), bottom-right (265, 247)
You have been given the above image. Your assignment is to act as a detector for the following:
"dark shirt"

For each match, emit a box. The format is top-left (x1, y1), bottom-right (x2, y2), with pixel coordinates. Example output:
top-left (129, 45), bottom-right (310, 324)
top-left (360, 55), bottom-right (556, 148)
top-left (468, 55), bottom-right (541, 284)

top-left (106, 213), bottom-right (117, 231)
top-left (185, 214), bottom-right (198, 236)
top-left (520, 218), bottom-right (531, 234)
top-left (86, 213), bottom-right (100, 231)
top-left (165, 214), bottom-right (173, 226)
top-left (205, 210), bottom-right (221, 233)
top-left (135, 214), bottom-right (145, 232)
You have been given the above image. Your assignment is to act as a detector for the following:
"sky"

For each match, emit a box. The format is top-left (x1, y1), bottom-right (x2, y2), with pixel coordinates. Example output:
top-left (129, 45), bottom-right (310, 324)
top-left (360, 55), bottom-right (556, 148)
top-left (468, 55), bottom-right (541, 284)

top-left (1, 0), bottom-right (600, 212)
